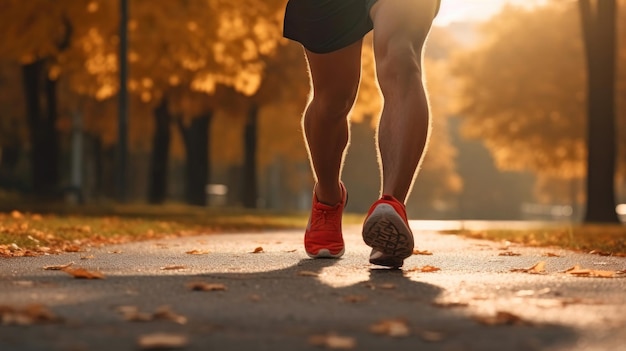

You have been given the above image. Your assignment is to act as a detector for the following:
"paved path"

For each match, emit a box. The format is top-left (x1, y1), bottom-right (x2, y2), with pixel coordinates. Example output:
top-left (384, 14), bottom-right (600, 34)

top-left (1, 225), bottom-right (625, 351)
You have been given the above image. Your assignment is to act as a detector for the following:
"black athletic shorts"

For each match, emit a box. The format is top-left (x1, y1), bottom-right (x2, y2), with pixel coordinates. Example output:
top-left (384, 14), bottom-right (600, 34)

top-left (283, 0), bottom-right (441, 54)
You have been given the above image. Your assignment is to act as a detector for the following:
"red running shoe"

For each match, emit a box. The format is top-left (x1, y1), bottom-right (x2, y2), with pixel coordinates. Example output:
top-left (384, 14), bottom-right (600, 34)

top-left (362, 195), bottom-right (414, 268)
top-left (304, 182), bottom-right (347, 258)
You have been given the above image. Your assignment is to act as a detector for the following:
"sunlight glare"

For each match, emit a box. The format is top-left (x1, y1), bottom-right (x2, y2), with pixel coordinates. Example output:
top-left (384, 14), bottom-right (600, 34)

top-left (434, 0), bottom-right (547, 26)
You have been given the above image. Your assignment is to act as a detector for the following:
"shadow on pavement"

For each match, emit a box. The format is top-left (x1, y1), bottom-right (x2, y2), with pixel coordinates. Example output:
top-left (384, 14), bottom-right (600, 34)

top-left (0, 258), bottom-right (578, 351)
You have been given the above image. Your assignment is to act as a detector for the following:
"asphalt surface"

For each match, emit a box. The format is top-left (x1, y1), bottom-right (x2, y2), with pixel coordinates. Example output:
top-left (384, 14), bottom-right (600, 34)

top-left (1, 224), bottom-right (625, 351)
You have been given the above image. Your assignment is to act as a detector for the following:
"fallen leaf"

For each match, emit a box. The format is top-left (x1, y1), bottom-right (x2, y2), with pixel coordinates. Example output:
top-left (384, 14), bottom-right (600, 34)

top-left (432, 301), bottom-right (469, 308)
top-left (499, 251), bottom-right (521, 257)
top-left (416, 329), bottom-right (445, 342)
top-left (80, 255), bottom-right (95, 260)
top-left (43, 262), bottom-right (74, 271)
top-left (63, 245), bottom-right (81, 253)
top-left (108, 250), bottom-right (123, 254)
top-left (589, 250), bottom-right (611, 256)
top-left (406, 265), bottom-right (441, 273)
top-left (284, 249), bottom-right (297, 253)
top-left (563, 265), bottom-right (619, 278)
top-left (248, 294), bottom-right (262, 302)
top-left (308, 333), bottom-right (356, 349)
top-left (137, 333), bottom-right (188, 350)
top-left (153, 306), bottom-right (188, 325)
top-left (412, 249), bottom-right (433, 256)
top-left (515, 288), bottom-right (551, 297)
top-left (473, 311), bottom-right (531, 326)
top-left (188, 282), bottom-right (227, 291)
top-left (543, 252), bottom-right (561, 257)
top-left (251, 247), bottom-right (264, 254)
top-left (62, 267), bottom-right (105, 279)
top-left (185, 249), bottom-right (209, 255)
top-left (510, 261), bottom-right (546, 274)
top-left (342, 295), bottom-right (368, 303)
top-left (10, 210), bottom-right (23, 219)
top-left (369, 318), bottom-right (410, 337)
top-left (0, 304), bottom-right (62, 326)
top-left (378, 283), bottom-right (397, 290)
top-left (117, 306), bottom-right (153, 322)
top-left (160, 265), bottom-right (186, 270)
top-left (298, 271), bottom-right (319, 277)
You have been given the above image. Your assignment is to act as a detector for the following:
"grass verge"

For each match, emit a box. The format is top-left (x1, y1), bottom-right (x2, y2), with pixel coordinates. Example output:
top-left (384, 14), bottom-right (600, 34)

top-left (0, 203), bottom-right (365, 257)
top-left (443, 224), bottom-right (626, 256)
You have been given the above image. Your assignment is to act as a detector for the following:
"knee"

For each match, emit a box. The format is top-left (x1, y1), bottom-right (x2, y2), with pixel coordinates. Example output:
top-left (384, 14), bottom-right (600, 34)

top-left (309, 86), bottom-right (359, 118)
top-left (376, 36), bottom-right (424, 88)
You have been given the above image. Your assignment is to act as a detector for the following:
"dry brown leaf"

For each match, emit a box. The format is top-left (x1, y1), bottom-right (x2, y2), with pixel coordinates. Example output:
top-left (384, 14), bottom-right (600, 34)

top-left (185, 249), bottom-right (209, 255)
top-left (499, 251), bottom-right (521, 257)
top-left (543, 252), bottom-right (561, 257)
top-left (406, 265), bottom-right (441, 273)
top-left (308, 333), bottom-right (357, 349)
top-left (0, 304), bottom-right (62, 326)
top-left (474, 311), bottom-right (531, 326)
top-left (510, 261), bottom-right (546, 274)
top-left (342, 295), bottom-right (368, 303)
top-left (412, 249), bottom-right (433, 256)
top-left (284, 249), bottom-right (297, 253)
top-left (108, 250), bottom-right (123, 254)
top-left (564, 265), bottom-right (619, 278)
top-left (63, 245), bottom-right (81, 253)
top-left (62, 267), bottom-right (105, 279)
top-left (188, 282), bottom-right (227, 291)
top-left (153, 306), bottom-right (188, 325)
top-left (298, 271), bottom-right (319, 277)
top-left (80, 255), bottom-right (95, 260)
top-left (252, 247), bottom-right (264, 254)
top-left (137, 333), bottom-right (188, 350)
top-left (10, 210), bottom-right (23, 219)
top-left (249, 294), bottom-right (262, 302)
top-left (43, 262), bottom-right (74, 271)
top-left (369, 318), bottom-right (410, 337)
top-left (378, 283), bottom-right (397, 289)
top-left (160, 265), bottom-right (186, 270)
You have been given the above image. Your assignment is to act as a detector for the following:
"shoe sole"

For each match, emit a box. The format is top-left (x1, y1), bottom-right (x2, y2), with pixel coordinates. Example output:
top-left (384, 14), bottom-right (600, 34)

top-left (362, 204), bottom-right (414, 267)
top-left (306, 248), bottom-right (345, 259)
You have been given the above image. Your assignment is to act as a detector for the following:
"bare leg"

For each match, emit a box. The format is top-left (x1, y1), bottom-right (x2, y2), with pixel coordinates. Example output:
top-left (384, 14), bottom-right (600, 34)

top-left (370, 0), bottom-right (438, 203)
top-left (302, 40), bottom-right (363, 205)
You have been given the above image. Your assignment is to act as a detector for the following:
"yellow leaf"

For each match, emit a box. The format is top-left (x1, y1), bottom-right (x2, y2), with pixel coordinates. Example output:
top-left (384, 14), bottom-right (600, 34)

top-left (251, 246), bottom-right (264, 253)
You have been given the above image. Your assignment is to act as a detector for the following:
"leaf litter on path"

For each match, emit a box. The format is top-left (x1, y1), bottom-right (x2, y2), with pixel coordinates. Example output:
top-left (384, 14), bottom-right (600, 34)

top-left (116, 305), bottom-right (187, 325)
top-left (251, 246), bottom-right (264, 253)
top-left (473, 311), bottom-right (533, 326)
top-left (137, 333), bottom-right (189, 350)
top-left (563, 265), bottom-right (625, 278)
top-left (369, 318), bottom-right (411, 337)
top-left (187, 282), bottom-right (227, 291)
top-left (510, 261), bottom-right (546, 274)
top-left (308, 333), bottom-right (357, 349)
top-left (62, 267), bottom-right (105, 279)
top-left (0, 304), bottom-right (62, 326)
top-left (412, 249), bottom-right (433, 256)
top-left (43, 262), bottom-right (74, 270)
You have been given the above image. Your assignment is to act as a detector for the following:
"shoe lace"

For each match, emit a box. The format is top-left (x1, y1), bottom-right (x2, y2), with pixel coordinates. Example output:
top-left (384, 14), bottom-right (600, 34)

top-left (311, 208), bottom-right (341, 231)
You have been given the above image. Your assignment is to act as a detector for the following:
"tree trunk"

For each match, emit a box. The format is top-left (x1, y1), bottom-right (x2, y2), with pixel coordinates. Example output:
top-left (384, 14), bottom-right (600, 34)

top-left (177, 112), bottom-right (212, 206)
top-left (578, 0), bottom-right (619, 223)
top-left (242, 103), bottom-right (259, 208)
top-left (148, 98), bottom-right (171, 204)
top-left (21, 59), bottom-right (60, 195)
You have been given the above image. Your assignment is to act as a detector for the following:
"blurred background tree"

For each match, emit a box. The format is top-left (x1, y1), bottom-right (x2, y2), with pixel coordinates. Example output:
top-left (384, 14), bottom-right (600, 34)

top-left (0, 0), bottom-right (623, 222)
